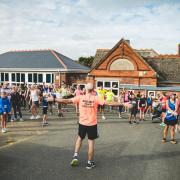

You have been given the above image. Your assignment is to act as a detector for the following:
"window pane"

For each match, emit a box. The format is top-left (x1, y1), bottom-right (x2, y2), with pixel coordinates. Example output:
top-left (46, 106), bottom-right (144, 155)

top-left (12, 73), bottom-right (16, 82)
top-left (1, 73), bottom-right (4, 81)
top-left (112, 89), bottom-right (118, 96)
top-left (5, 73), bottom-right (9, 81)
top-left (112, 82), bottom-right (118, 88)
top-left (104, 82), bottom-right (110, 88)
top-left (17, 73), bottom-right (20, 82)
top-left (21, 74), bottom-right (25, 82)
top-left (46, 74), bottom-right (51, 83)
top-left (38, 74), bottom-right (43, 83)
top-left (28, 74), bottom-right (32, 82)
top-left (33, 73), bottom-right (37, 83)
top-left (97, 81), bottom-right (103, 87)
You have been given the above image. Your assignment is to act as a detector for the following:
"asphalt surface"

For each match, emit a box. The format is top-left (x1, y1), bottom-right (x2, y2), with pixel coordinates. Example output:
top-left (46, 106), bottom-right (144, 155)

top-left (0, 106), bottom-right (180, 180)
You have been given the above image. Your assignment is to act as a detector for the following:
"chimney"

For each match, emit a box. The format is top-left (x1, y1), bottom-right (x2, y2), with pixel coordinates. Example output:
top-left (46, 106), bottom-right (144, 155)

top-left (125, 39), bottom-right (130, 45)
top-left (178, 43), bottom-right (180, 55)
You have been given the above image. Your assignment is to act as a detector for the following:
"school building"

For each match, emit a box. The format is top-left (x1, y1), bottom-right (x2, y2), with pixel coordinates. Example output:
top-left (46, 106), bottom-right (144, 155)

top-left (0, 49), bottom-right (89, 86)
top-left (88, 39), bottom-right (180, 96)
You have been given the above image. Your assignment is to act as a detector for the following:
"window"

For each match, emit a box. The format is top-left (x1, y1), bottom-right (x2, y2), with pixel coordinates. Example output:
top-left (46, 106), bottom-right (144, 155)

top-left (110, 58), bottom-right (134, 70)
top-left (97, 81), bottom-right (103, 87)
top-left (38, 74), bottom-right (43, 83)
top-left (104, 82), bottom-right (110, 88)
top-left (28, 74), bottom-right (32, 82)
top-left (46, 74), bottom-right (51, 83)
top-left (5, 73), bottom-right (9, 81)
top-left (1, 73), bottom-right (4, 81)
top-left (21, 74), bottom-right (25, 83)
top-left (17, 73), bottom-right (20, 82)
top-left (33, 73), bottom-right (37, 83)
top-left (112, 89), bottom-right (118, 96)
top-left (12, 73), bottom-right (16, 82)
top-left (112, 82), bottom-right (118, 88)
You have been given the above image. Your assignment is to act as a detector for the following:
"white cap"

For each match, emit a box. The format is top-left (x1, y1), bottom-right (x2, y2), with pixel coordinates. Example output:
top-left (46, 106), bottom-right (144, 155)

top-left (86, 83), bottom-right (94, 90)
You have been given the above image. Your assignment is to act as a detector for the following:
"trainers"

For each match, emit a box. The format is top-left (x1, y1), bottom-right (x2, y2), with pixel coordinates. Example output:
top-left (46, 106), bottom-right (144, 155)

top-left (70, 156), bottom-right (78, 166)
top-left (20, 118), bottom-right (24, 122)
top-left (170, 139), bottom-right (177, 144)
top-left (30, 116), bottom-right (36, 120)
top-left (11, 119), bottom-right (14, 122)
top-left (119, 116), bottom-right (122, 119)
top-left (129, 121), bottom-right (132, 124)
top-left (2, 129), bottom-right (7, 133)
top-left (45, 122), bottom-right (49, 126)
top-left (133, 121), bottom-right (138, 124)
top-left (162, 138), bottom-right (166, 143)
top-left (86, 161), bottom-right (95, 170)
top-left (160, 122), bottom-right (166, 127)
top-left (102, 115), bottom-right (106, 120)
top-left (36, 115), bottom-right (41, 119)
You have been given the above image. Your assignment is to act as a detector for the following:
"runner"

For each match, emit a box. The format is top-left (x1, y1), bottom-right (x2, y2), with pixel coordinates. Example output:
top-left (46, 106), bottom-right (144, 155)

top-left (97, 86), bottom-right (106, 120)
top-left (128, 94), bottom-right (138, 124)
top-left (41, 92), bottom-right (49, 127)
top-left (162, 93), bottom-right (178, 144)
top-left (159, 92), bottom-right (167, 127)
top-left (146, 93), bottom-right (153, 116)
top-left (117, 91), bottom-right (124, 118)
top-left (74, 85), bottom-right (83, 116)
top-left (139, 94), bottom-right (147, 121)
top-left (0, 91), bottom-right (11, 133)
top-left (55, 83), bottom-right (120, 169)
top-left (105, 90), bottom-right (114, 112)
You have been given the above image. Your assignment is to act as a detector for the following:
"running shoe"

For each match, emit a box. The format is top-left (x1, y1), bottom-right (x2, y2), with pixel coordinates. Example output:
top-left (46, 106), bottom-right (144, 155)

top-left (86, 161), bottom-right (95, 170)
top-left (119, 116), bottom-right (122, 119)
top-left (36, 115), bottom-right (41, 119)
top-left (20, 118), bottom-right (24, 122)
top-left (1, 129), bottom-right (7, 133)
top-left (102, 115), bottom-right (106, 120)
top-left (45, 122), bottom-right (49, 126)
top-left (133, 121), bottom-right (138, 124)
top-left (170, 139), bottom-right (177, 144)
top-left (30, 116), bottom-right (36, 120)
top-left (160, 122), bottom-right (166, 127)
top-left (11, 119), bottom-right (14, 122)
top-left (70, 156), bottom-right (78, 166)
top-left (162, 138), bottom-right (166, 143)
top-left (129, 121), bottom-right (132, 124)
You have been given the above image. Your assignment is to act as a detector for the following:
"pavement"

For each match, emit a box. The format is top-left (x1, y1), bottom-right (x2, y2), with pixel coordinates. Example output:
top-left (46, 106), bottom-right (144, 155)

top-left (0, 106), bottom-right (180, 180)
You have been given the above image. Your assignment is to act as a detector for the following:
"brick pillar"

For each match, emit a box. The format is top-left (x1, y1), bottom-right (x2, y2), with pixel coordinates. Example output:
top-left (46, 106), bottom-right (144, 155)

top-left (178, 43), bottom-right (180, 55)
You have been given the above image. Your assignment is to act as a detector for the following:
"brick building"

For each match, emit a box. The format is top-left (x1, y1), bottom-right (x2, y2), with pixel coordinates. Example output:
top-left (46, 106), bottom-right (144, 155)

top-left (89, 39), bottom-right (180, 96)
top-left (0, 49), bottom-right (89, 86)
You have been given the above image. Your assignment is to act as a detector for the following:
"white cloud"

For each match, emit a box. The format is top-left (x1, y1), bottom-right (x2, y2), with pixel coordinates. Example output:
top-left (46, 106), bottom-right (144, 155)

top-left (0, 0), bottom-right (179, 59)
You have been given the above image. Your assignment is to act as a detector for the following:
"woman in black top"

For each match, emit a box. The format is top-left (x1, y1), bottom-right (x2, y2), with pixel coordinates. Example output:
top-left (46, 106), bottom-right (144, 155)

top-left (139, 94), bottom-right (147, 121)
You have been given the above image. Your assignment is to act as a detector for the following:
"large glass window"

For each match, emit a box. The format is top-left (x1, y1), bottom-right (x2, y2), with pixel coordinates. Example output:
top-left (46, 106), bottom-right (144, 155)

top-left (1, 73), bottom-right (4, 81)
top-left (12, 73), bottom-right (16, 82)
top-left (97, 81), bottom-right (103, 87)
top-left (104, 82), bottom-right (111, 88)
top-left (21, 73), bottom-right (25, 83)
top-left (33, 73), bottom-right (37, 83)
top-left (5, 73), bottom-right (9, 81)
top-left (38, 74), bottom-right (43, 83)
top-left (46, 74), bottom-right (51, 83)
top-left (28, 74), bottom-right (32, 82)
top-left (17, 73), bottom-right (20, 82)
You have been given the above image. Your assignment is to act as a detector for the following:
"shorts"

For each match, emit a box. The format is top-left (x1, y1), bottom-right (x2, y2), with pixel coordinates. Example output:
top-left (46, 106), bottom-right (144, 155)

top-left (140, 107), bottom-right (146, 112)
top-left (147, 104), bottom-right (152, 108)
top-left (162, 109), bottom-right (166, 113)
top-left (164, 119), bottom-right (178, 126)
top-left (43, 107), bottom-right (48, 115)
top-left (131, 108), bottom-right (138, 116)
top-left (78, 123), bottom-right (98, 140)
top-left (33, 101), bottom-right (39, 107)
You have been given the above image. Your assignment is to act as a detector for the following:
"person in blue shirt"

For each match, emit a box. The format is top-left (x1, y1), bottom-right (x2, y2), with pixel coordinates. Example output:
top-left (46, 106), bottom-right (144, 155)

top-left (0, 91), bottom-right (11, 133)
top-left (42, 92), bottom-right (49, 127)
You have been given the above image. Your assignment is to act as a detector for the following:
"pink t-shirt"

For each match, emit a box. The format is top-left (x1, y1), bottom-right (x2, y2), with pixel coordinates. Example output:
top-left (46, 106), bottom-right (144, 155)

top-left (72, 94), bottom-right (104, 126)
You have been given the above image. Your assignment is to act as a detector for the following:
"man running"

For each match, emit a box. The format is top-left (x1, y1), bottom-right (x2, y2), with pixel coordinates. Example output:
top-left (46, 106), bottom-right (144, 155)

top-left (55, 83), bottom-right (120, 169)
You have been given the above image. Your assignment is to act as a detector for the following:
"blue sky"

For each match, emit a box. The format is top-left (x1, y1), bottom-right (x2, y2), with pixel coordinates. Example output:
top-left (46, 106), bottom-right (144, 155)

top-left (0, 0), bottom-right (180, 59)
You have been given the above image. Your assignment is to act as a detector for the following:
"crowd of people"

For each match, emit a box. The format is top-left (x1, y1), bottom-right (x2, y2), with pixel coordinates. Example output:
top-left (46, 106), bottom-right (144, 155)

top-left (0, 81), bottom-right (179, 169)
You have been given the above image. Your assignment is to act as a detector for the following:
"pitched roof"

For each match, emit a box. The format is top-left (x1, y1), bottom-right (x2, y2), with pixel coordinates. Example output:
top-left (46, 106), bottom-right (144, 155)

top-left (90, 39), bottom-right (156, 73)
top-left (134, 49), bottom-right (159, 57)
top-left (0, 49), bottom-right (89, 72)
top-left (91, 49), bottom-right (109, 68)
top-left (144, 56), bottom-right (180, 83)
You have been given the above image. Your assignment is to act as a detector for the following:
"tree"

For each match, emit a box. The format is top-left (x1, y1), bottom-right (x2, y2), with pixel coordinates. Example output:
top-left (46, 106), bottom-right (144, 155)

top-left (78, 56), bottom-right (94, 67)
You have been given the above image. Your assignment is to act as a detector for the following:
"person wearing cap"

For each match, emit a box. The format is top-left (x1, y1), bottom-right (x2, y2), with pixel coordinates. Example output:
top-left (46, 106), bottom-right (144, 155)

top-left (162, 93), bottom-right (178, 144)
top-left (55, 82), bottom-right (121, 169)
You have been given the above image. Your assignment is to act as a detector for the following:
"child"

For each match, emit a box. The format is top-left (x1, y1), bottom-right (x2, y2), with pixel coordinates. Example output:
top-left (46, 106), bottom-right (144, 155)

top-left (0, 91), bottom-right (11, 133)
top-left (42, 93), bottom-right (49, 127)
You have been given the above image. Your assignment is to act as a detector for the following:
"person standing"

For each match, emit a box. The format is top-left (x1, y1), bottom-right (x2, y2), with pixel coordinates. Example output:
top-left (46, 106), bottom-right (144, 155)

top-left (0, 91), bottom-right (11, 133)
top-left (129, 94), bottom-right (138, 124)
top-left (162, 93), bottom-right (178, 144)
top-left (11, 86), bottom-right (23, 121)
top-left (56, 83), bottom-right (120, 169)
top-left (139, 94), bottom-right (147, 121)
